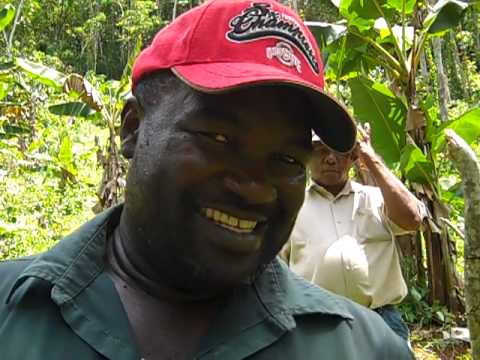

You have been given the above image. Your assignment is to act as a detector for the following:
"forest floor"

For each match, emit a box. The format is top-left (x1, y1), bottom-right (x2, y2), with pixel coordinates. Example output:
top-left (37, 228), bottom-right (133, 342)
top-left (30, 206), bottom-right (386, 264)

top-left (411, 326), bottom-right (471, 359)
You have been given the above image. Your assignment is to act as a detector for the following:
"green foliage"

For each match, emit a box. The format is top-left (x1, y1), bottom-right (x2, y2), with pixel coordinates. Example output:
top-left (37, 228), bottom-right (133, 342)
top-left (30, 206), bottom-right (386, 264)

top-left (432, 108), bottom-right (480, 153)
top-left (0, 103), bottom-right (103, 260)
top-left (49, 102), bottom-right (96, 118)
top-left (15, 57), bottom-right (65, 90)
top-left (400, 144), bottom-right (435, 184)
top-left (425, 0), bottom-right (470, 35)
top-left (0, 3), bottom-right (15, 31)
top-left (2, 0), bottom-right (165, 79)
top-left (399, 256), bottom-right (455, 326)
top-left (348, 76), bottom-right (406, 165)
top-left (305, 21), bottom-right (347, 47)
top-left (303, 0), bottom-right (340, 22)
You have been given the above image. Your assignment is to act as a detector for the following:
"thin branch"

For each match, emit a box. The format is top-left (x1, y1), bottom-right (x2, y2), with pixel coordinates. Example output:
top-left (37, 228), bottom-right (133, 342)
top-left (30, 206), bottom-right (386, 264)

top-left (349, 29), bottom-right (406, 79)
top-left (2, 30), bottom-right (8, 54)
top-left (172, 0), bottom-right (178, 20)
top-left (402, 0), bottom-right (406, 58)
top-left (439, 217), bottom-right (465, 240)
top-left (7, 0), bottom-right (25, 56)
top-left (372, 0), bottom-right (407, 72)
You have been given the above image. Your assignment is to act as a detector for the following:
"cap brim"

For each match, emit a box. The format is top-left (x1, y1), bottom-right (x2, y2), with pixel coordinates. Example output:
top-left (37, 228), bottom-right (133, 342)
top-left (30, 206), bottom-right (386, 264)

top-left (173, 62), bottom-right (356, 153)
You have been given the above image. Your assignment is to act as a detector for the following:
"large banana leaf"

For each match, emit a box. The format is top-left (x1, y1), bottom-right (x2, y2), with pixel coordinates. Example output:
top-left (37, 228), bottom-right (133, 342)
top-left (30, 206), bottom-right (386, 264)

top-left (324, 33), bottom-right (372, 80)
top-left (15, 58), bottom-right (65, 90)
top-left (425, 0), bottom-right (469, 35)
top-left (349, 76), bottom-right (407, 165)
top-left (49, 102), bottom-right (96, 118)
top-left (400, 143), bottom-right (435, 184)
top-left (0, 4), bottom-right (14, 31)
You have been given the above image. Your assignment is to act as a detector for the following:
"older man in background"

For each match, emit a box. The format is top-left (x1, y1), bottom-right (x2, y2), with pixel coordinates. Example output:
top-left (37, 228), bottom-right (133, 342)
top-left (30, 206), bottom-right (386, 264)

top-left (282, 124), bottom-right (426, 341)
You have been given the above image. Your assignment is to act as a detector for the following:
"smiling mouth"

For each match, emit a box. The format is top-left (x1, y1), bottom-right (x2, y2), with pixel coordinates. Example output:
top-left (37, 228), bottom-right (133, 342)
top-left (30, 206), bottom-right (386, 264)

top-left (201, 208), bottom-right (259, 234)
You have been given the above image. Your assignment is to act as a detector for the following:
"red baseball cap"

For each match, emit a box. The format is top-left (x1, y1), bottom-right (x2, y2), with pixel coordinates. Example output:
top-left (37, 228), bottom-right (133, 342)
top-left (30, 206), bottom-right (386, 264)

top-left (132, 0), bottom-right (356, 153)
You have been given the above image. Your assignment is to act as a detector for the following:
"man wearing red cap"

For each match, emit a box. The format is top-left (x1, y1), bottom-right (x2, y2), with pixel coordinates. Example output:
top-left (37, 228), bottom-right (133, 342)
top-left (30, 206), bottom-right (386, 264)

top-left (0, 1), bottom-right (412, 359)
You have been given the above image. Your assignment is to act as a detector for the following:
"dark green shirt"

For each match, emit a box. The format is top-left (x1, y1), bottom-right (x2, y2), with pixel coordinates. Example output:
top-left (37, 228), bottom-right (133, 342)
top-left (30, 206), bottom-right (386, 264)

top-left (0, 206), bottom-right (413, 359)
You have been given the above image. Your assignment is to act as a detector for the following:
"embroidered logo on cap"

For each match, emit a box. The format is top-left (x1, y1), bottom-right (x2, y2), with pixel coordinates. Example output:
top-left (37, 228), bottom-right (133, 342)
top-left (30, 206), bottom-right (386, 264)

top-left (226, 2), bottom-right (319, 74)
top-left (266, 41), bottom-right (301, 73)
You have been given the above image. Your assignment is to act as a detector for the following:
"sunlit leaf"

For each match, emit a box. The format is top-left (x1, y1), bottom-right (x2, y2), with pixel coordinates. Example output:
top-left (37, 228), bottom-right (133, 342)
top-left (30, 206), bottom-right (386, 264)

top-left (435, 310), bottom-right (445, 323)
top-left (0, 83), bottom-right (8, 100)
top-left (339, 0), bottom-right (395, 23)
top-left (0, 4), bottom-right (15, 31)
top-left (58, 136), bottom-right (73, 168)
top-left (391, 25), bottom-right (414, 50)
top-left (374, 18), bottom-right (391, 39)
top-left (425, 0), bottom-right (469, 35)
top-left (374, 19), bottom-right (414, 50)
top-left (64, 74), bottom-right (103, 111)
top-left (385, 0), bottom-right (415, 14)
top-left (348, 76), bottom-right (407, 165)
top-left (57, 135), bottom-right (77, 177)
top-left (49, 102), bottom-right (96, 118)
top-left (15, 58), bottom-right (66, 90)
top-left (400, 144), bottom-right (435, 184)
top-left (432, 108), bottom-right (480, 153)
top-left (411, 287), bottom-right (423, 301)
top-left (340, 0), bottom-right (382, 20)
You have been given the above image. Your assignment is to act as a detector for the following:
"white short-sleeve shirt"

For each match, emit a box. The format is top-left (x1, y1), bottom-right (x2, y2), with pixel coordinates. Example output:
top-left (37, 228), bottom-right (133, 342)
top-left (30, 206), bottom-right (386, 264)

top-left (283, 180), bottom-right (412, 309)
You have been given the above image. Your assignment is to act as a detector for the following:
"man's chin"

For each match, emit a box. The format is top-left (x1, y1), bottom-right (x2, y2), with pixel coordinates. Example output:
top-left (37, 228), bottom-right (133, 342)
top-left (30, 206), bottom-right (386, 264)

top-left (165, 260), bottom-right (262, 300)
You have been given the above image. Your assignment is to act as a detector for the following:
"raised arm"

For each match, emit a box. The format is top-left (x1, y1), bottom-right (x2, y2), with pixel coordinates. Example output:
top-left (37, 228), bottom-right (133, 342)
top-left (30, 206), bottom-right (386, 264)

top-left (356, 124), bottom-right (424, 231)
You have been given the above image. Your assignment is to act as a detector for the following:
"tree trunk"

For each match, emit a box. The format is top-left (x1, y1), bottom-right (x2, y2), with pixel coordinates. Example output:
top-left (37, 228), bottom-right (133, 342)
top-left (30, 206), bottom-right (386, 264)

top-left (473, 6), bottom-right (480, 70)
top-left (448, 31), bottom-right (470, 99)
top-left (419, 51), bottom-right (431, 93)
top-left (446, 129), bottom-right (480, 360)
top-left (432, 37), bottom-right (450, 122)
top-left (172, 0), bottom-right (178, 20)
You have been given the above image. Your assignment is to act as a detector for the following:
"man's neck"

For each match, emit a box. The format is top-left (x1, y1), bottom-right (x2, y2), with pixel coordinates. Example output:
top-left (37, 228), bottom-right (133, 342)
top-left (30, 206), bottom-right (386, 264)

top-left (107, 227), bottom-right (222, 360)
top-left (313, 180), bottom-right (348, 197)
top-left (107, 226), bottom-right (220, 303)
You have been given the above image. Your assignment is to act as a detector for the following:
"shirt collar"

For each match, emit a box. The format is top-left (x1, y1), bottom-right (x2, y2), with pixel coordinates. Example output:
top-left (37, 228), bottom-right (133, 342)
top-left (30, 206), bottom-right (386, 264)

top-left (309, 179), bottom-right (355, 200)
top-left (197, 258), bottom-right (353, 358)
top-left (6, 205), bottom-right (122, 305)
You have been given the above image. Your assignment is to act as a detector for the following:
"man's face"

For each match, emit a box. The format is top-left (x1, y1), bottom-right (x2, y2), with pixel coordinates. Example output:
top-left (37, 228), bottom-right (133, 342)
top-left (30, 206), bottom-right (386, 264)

top-left (310, 141), bottom-right (355, 189)
top-left (122, 82), bottom-right (313, 296)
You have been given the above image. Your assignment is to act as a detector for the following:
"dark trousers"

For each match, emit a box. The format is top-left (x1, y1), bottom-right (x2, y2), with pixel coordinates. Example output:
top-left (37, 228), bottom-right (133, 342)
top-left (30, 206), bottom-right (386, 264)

top-left (374, 305), bottom-right (410, 341)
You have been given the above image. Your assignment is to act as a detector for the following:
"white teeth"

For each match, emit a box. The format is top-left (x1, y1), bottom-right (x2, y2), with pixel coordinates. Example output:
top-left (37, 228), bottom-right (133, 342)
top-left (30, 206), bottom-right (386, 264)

top-left (206, 208), bottom-right (213, 218)
top-left (202, 208), bottom-right (258, 233)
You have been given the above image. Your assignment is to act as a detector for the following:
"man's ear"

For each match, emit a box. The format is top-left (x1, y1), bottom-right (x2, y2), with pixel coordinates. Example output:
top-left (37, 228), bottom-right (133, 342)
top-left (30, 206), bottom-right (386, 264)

top-left (120, 96), bottom-right (142, 159)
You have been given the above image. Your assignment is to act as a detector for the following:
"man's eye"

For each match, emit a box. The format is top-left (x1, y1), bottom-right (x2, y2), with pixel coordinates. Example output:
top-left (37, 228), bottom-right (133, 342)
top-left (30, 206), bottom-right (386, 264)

top-left (197, 132), bottom-right (229, 144)
top-left (213, 134), bottom-right (228, 143)
top-left (276, 154), bottom-right (304, 168)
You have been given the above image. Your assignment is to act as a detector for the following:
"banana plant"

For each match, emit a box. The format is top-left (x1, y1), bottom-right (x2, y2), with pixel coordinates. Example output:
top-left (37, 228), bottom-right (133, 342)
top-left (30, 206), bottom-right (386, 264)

top-left (307, 0), bottom-right (476, 313)
top-left (2, 36), bottom-right (141, 210)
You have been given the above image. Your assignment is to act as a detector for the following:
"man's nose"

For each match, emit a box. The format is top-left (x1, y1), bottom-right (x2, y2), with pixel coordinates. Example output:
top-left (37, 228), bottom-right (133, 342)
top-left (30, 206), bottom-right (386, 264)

top-left (224, 174), bottom-right (277, 205)
top-left (325, 152), bottom-right (337, 165)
